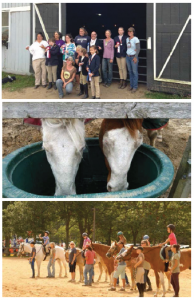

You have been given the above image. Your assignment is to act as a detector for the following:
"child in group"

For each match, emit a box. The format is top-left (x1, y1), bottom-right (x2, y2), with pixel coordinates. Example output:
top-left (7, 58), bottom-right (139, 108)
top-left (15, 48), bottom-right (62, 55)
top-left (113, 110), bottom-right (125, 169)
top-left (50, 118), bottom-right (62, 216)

top-left (39, 231), bottom-right (50, 256)
top-left (47, 242), bottom-right (56, 278)
top-left (143, 235), bottom-right (151, 246)
top-left (28, 241), bottom-right (36, 278)
top-left (87, 45), bottom-right (100, 99)
top-left (74, 45), bottom-right (82, 91)
top-left (60, 33), bottom-right (76, 63)
top-left (78, 48), bottom-right (89, 99)
top-left (159, 224), bottom-right (177, 262)
top-left (45, 38), bottom-right (60, 90)
top-left (82, 233), bottom-right (91, 258)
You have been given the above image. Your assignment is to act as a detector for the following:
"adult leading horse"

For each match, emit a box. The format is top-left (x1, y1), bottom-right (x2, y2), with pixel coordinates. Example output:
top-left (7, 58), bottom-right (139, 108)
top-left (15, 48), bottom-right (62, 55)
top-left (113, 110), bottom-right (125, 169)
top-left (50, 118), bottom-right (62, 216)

top-left (18, 242), bottom-right (68, 277)
top-left (117, 245), bottom-right (191, 297)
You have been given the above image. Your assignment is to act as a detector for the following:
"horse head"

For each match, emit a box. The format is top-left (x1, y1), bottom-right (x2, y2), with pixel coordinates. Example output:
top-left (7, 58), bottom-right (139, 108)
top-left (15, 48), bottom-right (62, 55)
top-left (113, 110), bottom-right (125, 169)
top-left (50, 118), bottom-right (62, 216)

top-left (106, 241), bottom-right (120, 258)
top-left (41, 118), bottom-right (85, 196)
top-left (116, 245), bottom-right (134, 262)
top-left (101, 120), bottom-right (143, 192)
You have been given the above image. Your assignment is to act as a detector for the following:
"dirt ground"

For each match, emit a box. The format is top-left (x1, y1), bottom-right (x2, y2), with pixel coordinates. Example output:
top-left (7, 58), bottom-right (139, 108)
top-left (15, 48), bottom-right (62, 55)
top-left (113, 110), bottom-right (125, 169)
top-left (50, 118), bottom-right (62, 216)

top-left (2, 118), bottom-right (191, 197)
top-left (2, 82), bottom-right (147, 99)
top-left (2, 257), bottom-right (191, 297)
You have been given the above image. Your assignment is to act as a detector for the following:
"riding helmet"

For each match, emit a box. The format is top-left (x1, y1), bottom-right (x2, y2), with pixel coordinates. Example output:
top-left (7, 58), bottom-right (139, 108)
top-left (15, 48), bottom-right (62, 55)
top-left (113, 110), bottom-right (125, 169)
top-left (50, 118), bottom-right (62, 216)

top-left (167, 224), bottom-right (175, 231)
top-left (143, 235), bottom-right (149, 240)
top-left (82, 232), bottom-right (88, 237)
top-left (45, 231), bottom-right (50, 235)
top-left (117, 231), bottom-right (123, 236)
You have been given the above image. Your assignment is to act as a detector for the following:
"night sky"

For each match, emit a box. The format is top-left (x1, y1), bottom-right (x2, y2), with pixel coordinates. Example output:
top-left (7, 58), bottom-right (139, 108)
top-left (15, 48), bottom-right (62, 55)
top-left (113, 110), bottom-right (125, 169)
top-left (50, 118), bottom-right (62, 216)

top-left (66, 3), bottom-right (146, 39)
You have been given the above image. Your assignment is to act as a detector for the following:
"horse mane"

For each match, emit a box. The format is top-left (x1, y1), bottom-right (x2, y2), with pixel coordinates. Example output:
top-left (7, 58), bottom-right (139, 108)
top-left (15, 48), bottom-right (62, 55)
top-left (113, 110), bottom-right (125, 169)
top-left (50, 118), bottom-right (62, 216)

top-left (100, 119), bottom-right (143, 142)
top-left (42, 118), bottom-right (85, 154)
top-left (122, 119), bottom-right (143, 138)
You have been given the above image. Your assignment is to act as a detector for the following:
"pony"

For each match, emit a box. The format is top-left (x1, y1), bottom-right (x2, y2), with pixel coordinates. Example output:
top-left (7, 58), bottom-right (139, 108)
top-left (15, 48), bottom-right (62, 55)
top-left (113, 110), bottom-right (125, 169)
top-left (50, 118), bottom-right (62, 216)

top-left (65, 248), bottom-right (108, 282)
top-left (41, 118), bottom-right (85, 196)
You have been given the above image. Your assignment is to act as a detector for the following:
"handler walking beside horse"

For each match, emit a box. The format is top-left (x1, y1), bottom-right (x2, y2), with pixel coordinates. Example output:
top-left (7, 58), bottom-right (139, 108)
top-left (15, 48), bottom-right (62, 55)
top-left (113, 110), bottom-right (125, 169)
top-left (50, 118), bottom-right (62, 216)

top-left (133, 246), bottom-right (145, 297)
top-left (108, 242), bottom-right (126, 292)
top-left (170, 244), bottom-right (181, 297)
top-left (47, 242), bottom-right (56, 278)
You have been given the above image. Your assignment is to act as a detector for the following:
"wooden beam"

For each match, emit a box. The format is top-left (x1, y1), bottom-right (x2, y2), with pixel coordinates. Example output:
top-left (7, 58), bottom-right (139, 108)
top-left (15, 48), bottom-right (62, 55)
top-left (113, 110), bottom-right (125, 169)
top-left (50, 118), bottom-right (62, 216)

top-left (2, 102), bottom-right (191, 119)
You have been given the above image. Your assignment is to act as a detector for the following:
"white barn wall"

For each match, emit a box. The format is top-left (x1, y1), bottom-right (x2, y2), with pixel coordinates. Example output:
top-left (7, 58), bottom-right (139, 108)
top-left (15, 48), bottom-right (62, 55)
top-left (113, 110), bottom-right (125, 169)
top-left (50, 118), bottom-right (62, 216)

top-left (2, 10), bottom-right (31, 75)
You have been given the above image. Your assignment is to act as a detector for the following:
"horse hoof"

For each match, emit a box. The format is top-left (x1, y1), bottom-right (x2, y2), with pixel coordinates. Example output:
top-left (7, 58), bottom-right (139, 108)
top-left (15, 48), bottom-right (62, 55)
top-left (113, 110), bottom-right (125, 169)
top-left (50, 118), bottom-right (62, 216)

top-left (64, 275), bottom-right (68, 278)
top-left (154, 294), bottom-right (157, 297)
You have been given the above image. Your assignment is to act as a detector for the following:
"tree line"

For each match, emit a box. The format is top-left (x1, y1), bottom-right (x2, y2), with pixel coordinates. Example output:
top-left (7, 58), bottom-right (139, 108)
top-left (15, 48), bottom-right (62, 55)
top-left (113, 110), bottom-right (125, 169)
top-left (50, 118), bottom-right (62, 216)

top-left (3, 201), bottom-right (191, 251)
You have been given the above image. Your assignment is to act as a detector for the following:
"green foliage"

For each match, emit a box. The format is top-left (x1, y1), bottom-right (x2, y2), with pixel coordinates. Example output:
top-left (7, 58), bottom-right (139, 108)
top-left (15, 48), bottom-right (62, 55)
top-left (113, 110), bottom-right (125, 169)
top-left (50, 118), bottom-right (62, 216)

top-left (3, 201), bottom-right (191, 247)
top-left (2, 72), bottom-right (34, 92)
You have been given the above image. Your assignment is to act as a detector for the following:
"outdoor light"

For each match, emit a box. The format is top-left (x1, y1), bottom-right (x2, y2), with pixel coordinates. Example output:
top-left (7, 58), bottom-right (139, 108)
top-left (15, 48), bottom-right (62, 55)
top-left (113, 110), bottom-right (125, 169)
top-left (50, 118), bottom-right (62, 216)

top-left (114, 24), bottom-right (117, 27)
top-left (102, 25), bottom-right (104, 27)
top-left (97, 13), bottom-right (102, 16)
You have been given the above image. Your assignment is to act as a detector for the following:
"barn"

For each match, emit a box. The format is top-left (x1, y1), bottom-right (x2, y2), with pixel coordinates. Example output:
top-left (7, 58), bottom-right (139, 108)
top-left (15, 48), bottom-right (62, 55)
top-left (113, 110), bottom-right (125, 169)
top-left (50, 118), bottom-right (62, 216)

top-left (2, 3), bottom-right (191, 94)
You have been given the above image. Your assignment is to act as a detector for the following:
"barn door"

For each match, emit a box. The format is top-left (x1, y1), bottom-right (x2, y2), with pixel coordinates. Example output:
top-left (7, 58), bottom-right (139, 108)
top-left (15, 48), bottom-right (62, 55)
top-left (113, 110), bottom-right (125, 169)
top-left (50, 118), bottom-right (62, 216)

top-left (154, 3), bottom-right (191, 84)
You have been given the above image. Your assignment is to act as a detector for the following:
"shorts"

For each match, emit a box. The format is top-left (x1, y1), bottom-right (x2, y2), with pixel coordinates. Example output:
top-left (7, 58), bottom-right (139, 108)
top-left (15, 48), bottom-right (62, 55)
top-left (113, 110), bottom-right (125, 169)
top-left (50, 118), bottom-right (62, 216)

top-left (69, 261), bottom-right (76, 272)
top-left (113, 264), bottom-right (126, 279)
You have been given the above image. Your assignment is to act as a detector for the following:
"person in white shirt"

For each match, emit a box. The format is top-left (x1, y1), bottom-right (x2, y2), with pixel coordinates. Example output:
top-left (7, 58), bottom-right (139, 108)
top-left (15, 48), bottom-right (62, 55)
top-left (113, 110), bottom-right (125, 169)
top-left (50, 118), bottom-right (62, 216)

top-left (28, 32), bottom-right (48, 89)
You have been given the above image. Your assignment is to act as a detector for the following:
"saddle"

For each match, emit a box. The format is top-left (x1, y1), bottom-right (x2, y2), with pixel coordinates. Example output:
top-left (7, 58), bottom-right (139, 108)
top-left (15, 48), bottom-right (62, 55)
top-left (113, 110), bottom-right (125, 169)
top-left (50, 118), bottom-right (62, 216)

top-left (160, 246), bottom-right (172, 261)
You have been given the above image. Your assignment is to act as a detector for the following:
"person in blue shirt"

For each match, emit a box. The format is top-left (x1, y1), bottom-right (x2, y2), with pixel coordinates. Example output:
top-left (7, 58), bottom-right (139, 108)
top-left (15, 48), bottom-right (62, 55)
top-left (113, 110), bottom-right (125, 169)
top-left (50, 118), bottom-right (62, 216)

top-left (126, 27), bottom-right (140, 93)
top-left (74, 27), bottom-right (91, 51)
top-left (39, 231), bottom-right (50, 256)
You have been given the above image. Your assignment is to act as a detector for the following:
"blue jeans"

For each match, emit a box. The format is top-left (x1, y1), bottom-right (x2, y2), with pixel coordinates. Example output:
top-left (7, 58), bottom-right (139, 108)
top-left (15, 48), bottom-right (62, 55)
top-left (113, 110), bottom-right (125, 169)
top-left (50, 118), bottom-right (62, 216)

top-left (102, 58), bottom-right (113, 85)
top-left (56, 79), bottom-right (73, 97)
top-left (47, 258), bottom-right (55, 277)
top-left (30, 258), bottom-right (35, 277)
top-left (126, 56), bottom-right (139, 89)
top-left (84, 264), bottom-right (93, 285)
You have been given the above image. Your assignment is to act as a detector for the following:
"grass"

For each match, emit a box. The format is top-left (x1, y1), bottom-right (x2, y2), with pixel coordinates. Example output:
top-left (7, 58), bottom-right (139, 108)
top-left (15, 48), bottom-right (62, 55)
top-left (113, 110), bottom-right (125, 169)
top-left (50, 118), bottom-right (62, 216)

top-left (2, 72), bottom-right (34, 92)
top-left (145, 91), bottom-right (191, 99)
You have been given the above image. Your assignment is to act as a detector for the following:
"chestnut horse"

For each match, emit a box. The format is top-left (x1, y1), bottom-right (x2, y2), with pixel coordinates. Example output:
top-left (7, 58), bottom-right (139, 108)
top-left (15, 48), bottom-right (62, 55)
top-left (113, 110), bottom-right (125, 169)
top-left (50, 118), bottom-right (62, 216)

top-left (106, 241), bottom-right (136, 290)
top-left (91, 242), bottom-right (135, 288)
top-left (99, 119), bottom-right (143, 192)
top-left (117, 245), bottom-right (191, 297)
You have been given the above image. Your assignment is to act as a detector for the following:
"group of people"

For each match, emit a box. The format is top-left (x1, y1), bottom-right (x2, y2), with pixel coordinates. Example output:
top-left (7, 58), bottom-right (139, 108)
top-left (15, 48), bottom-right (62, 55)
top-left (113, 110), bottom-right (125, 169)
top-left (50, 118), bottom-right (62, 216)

top-left (28, 224), bottom-right (180, 297)
top-left (26, 26), bottom-right (140, 99)
top-left (109, 224), bottom-right (180, 297)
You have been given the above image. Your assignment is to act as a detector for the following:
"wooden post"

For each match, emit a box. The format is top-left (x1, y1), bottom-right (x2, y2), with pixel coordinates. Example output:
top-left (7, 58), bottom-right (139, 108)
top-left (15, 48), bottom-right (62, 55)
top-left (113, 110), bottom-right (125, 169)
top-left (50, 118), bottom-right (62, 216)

top-left (169, 136), bottom-right (191, 198)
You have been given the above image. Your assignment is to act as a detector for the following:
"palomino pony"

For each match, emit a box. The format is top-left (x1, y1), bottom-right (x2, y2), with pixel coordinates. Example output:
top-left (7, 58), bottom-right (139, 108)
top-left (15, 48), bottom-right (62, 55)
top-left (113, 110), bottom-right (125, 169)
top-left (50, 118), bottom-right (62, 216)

top-left (65, 248), bottom-right (108, 282)
top-left (18, 242), bottom-right (68, 277)
top-left (41, 119), bottom-right (85, 196)
top-left (99, 119), bottom-right (143, 192)
top-left (117, 245), bottom-right (191, 297)
top-left (106, 241), bottom-right (136, 290)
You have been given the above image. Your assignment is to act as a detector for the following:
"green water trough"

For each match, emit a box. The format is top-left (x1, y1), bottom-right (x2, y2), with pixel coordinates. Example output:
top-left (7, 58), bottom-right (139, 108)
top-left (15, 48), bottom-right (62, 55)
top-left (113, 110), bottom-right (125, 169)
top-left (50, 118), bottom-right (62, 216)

top-left (3, 138), bottom-right (174, 198)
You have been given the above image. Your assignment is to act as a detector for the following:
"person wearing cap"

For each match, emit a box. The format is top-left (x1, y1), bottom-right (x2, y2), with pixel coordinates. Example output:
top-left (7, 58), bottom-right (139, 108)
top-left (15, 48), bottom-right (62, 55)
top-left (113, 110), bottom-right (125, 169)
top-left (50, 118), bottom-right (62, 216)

top-left (108, 242), bottom-right (126, 292)
top-left (39, 231), bottom-right (50, 256)
top-left (143, 235), bottom-right (150, 246)
top-left (117, 231), bottom-right (130, 286)
top-left (159, 224), bottom-right (177, 262)
top-left (68, 241), bottom-right (77, 282)
top-left (83, 243), bottom-right (96, 286)
top-left (56, 56), bottom-right (77, 98)
top-left (47, 242), bottom-right (56, 278)
top-left (114, 27), bottom-right (128, 89)
top-left (28, 241), bottom-right (36, 278)
top-left (133, 246), bottom-right (145, 297)
top-left (141, 240), bottom-right (152, 291)
top-left (126, 27), bottom-right (140, 93)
